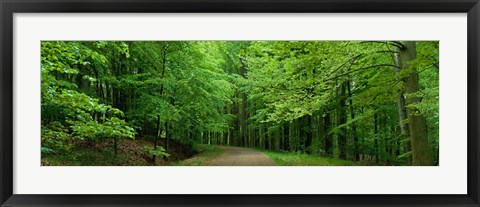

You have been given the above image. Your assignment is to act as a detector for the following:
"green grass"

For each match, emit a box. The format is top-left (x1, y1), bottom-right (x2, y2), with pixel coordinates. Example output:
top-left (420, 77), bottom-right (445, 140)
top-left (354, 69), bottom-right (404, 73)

top-left (260, 150), bottom-right (357, 166)
top-left (173, 144), bottom-right (224, 166)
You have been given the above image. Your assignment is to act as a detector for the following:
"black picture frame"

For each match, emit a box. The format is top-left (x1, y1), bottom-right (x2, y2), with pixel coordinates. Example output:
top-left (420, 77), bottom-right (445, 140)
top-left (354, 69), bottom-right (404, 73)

top-left (1, 0), bottom-right (479, 206)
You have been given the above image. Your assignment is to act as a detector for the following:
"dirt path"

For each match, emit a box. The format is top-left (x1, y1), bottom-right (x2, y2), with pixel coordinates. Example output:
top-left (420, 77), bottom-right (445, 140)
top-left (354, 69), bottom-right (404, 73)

top-left (203, 146), bottom-right (277, 166)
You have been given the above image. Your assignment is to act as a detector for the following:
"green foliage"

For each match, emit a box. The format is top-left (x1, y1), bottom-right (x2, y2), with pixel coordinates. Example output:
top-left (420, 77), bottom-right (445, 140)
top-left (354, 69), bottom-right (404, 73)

top-left (41, 40), bottom-right (439, 166)
top-left (41, 41), bottom-right (134, 153)
top-left (241, 41), bottom-right (394, 123)
top-left (239, 41), bottom-right (438, 164)
top-left (123, 41), bottom-right (235, 144)
top-left (41, 121), bottom-right (72, 152)
top-left (41, 147), bottom-right (56, 154)
top-left (142, 145), bottom-right (170, 158)
top-left (71, 118), bottom-right (135, 140)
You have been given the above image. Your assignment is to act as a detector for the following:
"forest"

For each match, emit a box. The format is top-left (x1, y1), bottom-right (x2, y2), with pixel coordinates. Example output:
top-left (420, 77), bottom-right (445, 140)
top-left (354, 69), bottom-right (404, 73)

top-left (41, 41), bottom-right (439, 166)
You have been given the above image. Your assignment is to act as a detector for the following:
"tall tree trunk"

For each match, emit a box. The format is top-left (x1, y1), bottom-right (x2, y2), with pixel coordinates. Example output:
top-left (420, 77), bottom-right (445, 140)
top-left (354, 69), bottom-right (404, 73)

top-left (233, 96), bottom-right (241, 146)
top-left (239, 55), bottom-right (248, 147)
top-left (284, 123), bottom-right (290, 151)
top-left (397, 41), bottom-right (432, 166)
top-left (305, 115), bottom-right (313, 154)
top-left (165, 121), bottom-right (170, 152)
top-left (337, 82), bottom-right (347, 160)
top-left (153, 115), bottom-right (163, 164)
top-left (347, 80), bottom-right (359, 161)
top-left (152, 44), bottom-right (169, 164)
top-left (324, 112), bottom-right (333, 157)
top-left (105, 83), bottom-right (111, 105)
top-left (394, 46), bottom-right (412, 164)
top-left (317, 113), bottom-right (325, 155)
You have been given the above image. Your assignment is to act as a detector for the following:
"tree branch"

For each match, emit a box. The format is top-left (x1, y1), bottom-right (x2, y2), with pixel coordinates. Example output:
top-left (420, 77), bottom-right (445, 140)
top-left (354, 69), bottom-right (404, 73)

top-left (323, 64), bottom-right (399, 82)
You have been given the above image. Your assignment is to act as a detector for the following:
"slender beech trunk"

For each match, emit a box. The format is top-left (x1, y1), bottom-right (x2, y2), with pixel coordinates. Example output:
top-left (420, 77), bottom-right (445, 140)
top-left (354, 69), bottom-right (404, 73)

top-left (347, 80), bottom-right (359, 161)
top-left (305, 115), bottom-right (313, 154)
top-left (152, 44), bottom-right (169, 163)
top-left (165, 121), bottom-right (170, 152)
top-left (284, 123), bottom-right (290, 151)
top-left (324, 112), bottom-right (333, 157)
top-left (317, 113), bottom-right (325, 155)
top-left (338, 82), bottom-right (347, 160)
top-left (105, 83), bottom-right (111, 105)
top-left (153, 115), bottom-right (164, 163)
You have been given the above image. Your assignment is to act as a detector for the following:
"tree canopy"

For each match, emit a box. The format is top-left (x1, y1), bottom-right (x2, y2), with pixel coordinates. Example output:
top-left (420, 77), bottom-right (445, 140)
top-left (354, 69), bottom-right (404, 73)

top-left (41, 41), bottom-right (439, 166)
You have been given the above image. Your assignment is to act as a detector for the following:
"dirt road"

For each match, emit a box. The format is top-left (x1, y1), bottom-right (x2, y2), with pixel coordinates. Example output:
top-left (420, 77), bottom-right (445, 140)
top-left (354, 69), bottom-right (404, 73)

top-left (203, 146), bottom-right (277, 166)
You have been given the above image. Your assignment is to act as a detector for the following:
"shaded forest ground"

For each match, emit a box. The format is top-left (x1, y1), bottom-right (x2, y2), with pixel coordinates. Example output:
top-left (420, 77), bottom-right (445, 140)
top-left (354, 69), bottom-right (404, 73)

top-left (42, 140), bottom-right (378, 166)
top-left (41, 138), bottom-right (195, 166)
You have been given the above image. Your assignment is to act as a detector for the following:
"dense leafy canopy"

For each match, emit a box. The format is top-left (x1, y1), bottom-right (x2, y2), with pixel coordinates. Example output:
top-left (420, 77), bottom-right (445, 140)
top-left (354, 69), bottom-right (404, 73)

top-left (41, 41), bottom-right (439, 166)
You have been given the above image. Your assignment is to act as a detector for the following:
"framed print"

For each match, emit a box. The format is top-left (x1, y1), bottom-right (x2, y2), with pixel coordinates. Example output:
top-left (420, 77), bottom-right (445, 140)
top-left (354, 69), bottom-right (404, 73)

top-left (1, 0), bottom-right (480, 206)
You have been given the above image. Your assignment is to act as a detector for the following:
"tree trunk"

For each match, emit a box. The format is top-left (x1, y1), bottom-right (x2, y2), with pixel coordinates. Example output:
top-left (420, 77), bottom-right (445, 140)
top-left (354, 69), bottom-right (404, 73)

top-left (317, 113), bottom-right (325, 155)
top-left (347, 80), bottom-right (359, 161)
top-left (165, 121), bottom-right (170, 152)
top-left (305, 115), bottom-right (313, 154)
top-left (394, 45), bottom-right (412, 164)
top-left (153, 115), bottom-right (163, 164)
top-left (284, 123), bottom-right (290, 151)
top-left (337, 82), bottom-right (347, 160)
top-left (324, 112), bottom-right (333, 157)
top-left (397, 41), bottom-right (433, 166)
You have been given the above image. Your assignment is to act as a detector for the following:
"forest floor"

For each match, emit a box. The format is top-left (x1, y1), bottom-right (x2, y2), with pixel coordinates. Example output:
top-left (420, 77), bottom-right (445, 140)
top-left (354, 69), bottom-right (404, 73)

top-left (41, 138), bottom-right (196, 166)
top-left (42, 140), bottom-right (369, 166)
